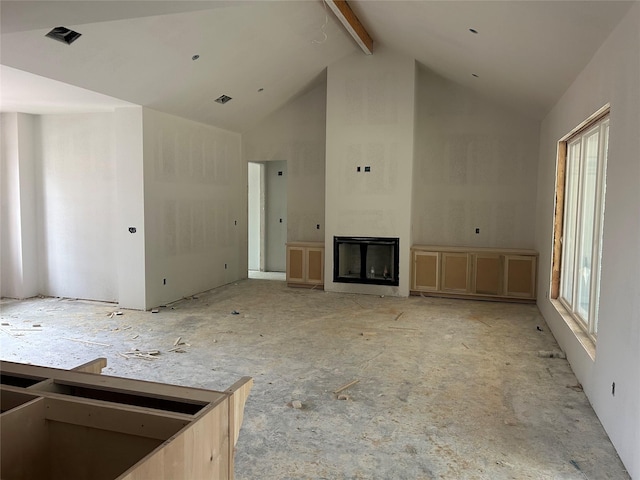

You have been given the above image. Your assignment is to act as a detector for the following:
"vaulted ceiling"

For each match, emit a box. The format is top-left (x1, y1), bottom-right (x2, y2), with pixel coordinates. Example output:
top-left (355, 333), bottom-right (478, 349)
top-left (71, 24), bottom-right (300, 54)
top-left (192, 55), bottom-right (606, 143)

top-left (0, 0), bottom-right (635, 132)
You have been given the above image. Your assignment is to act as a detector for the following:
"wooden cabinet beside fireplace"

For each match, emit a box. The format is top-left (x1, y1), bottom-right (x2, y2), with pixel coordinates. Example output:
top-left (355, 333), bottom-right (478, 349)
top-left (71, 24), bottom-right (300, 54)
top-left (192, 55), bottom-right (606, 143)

top-left (411, 246), bottom-right (537, 302)
top-left (286, 242), bottom-right (324, 288)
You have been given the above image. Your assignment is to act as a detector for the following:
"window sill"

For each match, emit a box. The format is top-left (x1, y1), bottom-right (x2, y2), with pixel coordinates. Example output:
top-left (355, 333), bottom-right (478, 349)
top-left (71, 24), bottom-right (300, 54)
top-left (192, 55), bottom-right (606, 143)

top-left (549, 299), bottom-right (596, 361)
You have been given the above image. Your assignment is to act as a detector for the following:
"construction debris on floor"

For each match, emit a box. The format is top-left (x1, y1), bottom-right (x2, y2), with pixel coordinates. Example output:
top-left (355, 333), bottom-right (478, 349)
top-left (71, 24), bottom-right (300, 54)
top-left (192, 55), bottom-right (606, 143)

top-left (0, 279), bottom-right (630, 480)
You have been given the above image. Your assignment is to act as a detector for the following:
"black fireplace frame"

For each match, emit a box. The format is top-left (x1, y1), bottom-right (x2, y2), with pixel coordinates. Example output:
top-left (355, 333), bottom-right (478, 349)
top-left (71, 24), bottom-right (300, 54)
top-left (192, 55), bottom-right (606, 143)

top-left (333, 236), bottom-right (400, 286)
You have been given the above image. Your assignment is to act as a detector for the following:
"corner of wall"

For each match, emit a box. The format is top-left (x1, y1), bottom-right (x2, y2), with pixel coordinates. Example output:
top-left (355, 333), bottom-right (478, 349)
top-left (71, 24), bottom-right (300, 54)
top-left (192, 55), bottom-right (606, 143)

top-left (533, 4), bottom-right (640, 476)
top-left (114, 107), bottom-right (147, 310)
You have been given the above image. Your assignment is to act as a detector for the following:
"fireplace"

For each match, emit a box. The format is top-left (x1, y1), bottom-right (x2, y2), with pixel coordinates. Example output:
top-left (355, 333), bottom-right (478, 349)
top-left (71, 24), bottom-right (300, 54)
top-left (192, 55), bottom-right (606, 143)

top-left (333, 236), bottom-right (399, 286)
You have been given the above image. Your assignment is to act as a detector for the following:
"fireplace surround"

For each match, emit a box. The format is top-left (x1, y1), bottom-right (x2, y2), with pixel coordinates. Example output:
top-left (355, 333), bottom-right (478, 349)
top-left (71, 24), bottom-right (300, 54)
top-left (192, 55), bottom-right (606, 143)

top-left (333, 236), bottom-right (399, 286)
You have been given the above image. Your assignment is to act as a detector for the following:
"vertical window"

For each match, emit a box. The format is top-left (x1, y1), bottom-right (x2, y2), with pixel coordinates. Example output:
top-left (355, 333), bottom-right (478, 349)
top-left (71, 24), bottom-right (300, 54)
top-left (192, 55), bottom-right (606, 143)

top-left (553, 111), bottom-right (609, 339)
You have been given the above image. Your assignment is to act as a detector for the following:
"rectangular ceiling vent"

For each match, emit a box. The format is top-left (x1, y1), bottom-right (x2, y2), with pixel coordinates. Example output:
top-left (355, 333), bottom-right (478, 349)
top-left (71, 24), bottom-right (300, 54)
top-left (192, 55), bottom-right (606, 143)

top-left (46, 26), bottom-right (82, 45)
top-left (215, 95), bottom-right (233, 105)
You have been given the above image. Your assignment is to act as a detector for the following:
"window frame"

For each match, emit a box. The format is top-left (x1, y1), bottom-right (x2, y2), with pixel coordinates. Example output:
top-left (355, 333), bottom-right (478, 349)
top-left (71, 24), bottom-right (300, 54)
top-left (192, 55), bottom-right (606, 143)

top-left (551, 106), bottom-right (609, 341)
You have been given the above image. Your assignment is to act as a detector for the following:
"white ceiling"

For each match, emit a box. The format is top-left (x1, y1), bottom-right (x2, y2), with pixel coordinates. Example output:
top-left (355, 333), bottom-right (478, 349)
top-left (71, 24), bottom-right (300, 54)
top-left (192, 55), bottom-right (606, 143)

top-left (0, 65), bottom-right (135, 113)
top-left (0, 0), bottom-right (635, 132)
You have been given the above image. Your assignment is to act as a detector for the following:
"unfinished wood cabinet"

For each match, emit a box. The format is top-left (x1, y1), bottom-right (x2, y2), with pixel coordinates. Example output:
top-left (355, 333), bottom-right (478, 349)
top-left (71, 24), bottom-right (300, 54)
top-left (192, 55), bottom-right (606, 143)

top-left (441, 252), bottom-right (470, 293)
top-left (286, 245), bottom-right (306, 284)
top-left (0, 358), bottom-right (252, 480)
top-left (286, 242), bottom-right (324, 288)
top-left (411, 246), bottom-right (537, 302)
top-left (412, 250), bottom-right (440, 291)
top-left (504, 255), bottom-right (537, 299)
top-left (473, 254), bottom-right (503, 296)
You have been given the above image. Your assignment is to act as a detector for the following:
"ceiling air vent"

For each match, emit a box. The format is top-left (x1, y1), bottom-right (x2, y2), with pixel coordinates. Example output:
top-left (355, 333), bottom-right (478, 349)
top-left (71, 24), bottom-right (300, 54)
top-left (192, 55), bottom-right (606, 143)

top-left (215, 95), bottom-right (232, 105)
top-left (45, 26), bottom-right (82, 45)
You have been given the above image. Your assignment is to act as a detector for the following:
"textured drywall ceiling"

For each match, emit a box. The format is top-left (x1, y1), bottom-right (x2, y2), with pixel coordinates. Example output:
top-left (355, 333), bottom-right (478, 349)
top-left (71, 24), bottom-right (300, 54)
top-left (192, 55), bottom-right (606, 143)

top-left (349, 0), bottom-right (636, 120)
top-left (0, 65), bottom-right (134, 113)
top-left (0, 1), bottom-right (356, 132)
top-left (0, 1), bottom-right (635, 131)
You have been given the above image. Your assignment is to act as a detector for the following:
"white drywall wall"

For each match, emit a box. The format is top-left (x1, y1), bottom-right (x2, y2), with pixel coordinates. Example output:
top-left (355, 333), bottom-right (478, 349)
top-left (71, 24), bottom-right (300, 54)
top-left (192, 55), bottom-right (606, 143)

top-left (114, 107), bottom-right (146, 310)
top-left (248, 161), bottom-right (262, 271)
top-left (142, 108), bottom-right (245, 308)
top-left (535, 4), bottom-right (640, 477)
top-left (243, 80), bottom-right (327, 243)
top-left (16, 114), bottom-right (39, 298)
top-left (36, 113), bottom-right (117, 302)
top-left (325, 47), bottom-right (415, 297)
top-left (413, 67), bottom-right (540, 248)
top-left (1, 113), bottom-right (39, 299)
top-left (1, 113), bottom-right (23, 297)
top-left (265, 161), bottom-right (287, 272)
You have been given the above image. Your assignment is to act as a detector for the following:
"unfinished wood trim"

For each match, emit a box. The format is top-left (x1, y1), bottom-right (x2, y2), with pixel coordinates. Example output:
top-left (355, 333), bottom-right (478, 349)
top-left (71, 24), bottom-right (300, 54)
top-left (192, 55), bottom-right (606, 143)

top-left (286, 282), bottom-right (325, 290)
top-left (43, 396), bottom-right (191, 440)
top-left (2, 383), bottom-right (194, 420)
top-left (286, 241), bottom-right (324, 248)
top-left (0, 389), bottom-right (40, 413)
top-left (551, 141), bottom-right (567, 299)
top-left (0, 361), bottom-right (226, 405)
top-left (23, 358), bottom-right (107, 406)
top-left (227, 377), bottom-right (253, 447)
top-left (118, 401), bottom-right (230, 480)
top-left (226, 377), bottom-right (253, 479)
top-left (48, 421), bottom-right (162, 480)
top-left (560, 104), bottom-right (610, 142)
top-left (412, 245), bottom-right (538, 256)
top-left (71, 357), bottom-right (108, 374)
top-left (1, 397), bottom-right (48, 479)
top-left (325, 0), bottom-right (373, 54)
top-left (552, 107), bottom-right (609, 300)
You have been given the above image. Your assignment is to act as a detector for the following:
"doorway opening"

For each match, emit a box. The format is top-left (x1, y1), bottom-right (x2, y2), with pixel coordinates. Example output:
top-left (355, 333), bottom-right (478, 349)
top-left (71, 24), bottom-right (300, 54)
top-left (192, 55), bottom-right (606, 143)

top-left (248, 161), bottom-right (287, 280)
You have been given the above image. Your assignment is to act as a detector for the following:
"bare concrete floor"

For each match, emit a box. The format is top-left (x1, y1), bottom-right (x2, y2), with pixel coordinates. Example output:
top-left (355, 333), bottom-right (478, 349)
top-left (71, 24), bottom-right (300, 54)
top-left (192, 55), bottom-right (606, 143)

top-left (0, 279), bottom-right (629, 480)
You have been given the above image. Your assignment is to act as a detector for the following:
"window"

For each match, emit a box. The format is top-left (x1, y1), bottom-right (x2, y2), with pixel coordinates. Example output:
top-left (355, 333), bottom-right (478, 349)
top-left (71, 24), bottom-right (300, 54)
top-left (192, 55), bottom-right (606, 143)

top-left (552, 109), bottom-right (609, 339)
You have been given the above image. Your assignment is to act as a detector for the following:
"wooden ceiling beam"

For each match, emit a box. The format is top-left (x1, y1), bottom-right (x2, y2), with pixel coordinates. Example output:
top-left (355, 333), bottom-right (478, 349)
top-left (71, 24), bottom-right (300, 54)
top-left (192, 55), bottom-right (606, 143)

top-left (325, 0), bottom-right (373, 55)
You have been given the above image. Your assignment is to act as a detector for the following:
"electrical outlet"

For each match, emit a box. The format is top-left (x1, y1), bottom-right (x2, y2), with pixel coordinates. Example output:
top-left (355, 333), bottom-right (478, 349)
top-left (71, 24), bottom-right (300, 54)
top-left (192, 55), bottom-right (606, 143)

top-left (163, 278), bottom-right (166, 285)
top-left (316, 224), bottom-right (320, 230)
top-left (364, 166), bottom-right (371, 172)
top-left (475, 228), bottom-right (480, 234)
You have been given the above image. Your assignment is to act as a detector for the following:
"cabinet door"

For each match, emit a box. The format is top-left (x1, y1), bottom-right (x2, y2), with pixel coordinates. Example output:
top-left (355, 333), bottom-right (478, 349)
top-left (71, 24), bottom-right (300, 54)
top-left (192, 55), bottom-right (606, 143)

top-left (413, 251), bottom-right (440, 291)
top-left (306, 247), bottom-right (324, 284)
top-left (286, 247), bottom-right (305, 283)
top-left (441, 253), bottom-right (470, 293)
top-left (504, 255), bottom-right (536, 298)
top-left (473, 254), bottom-right (502, 295)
